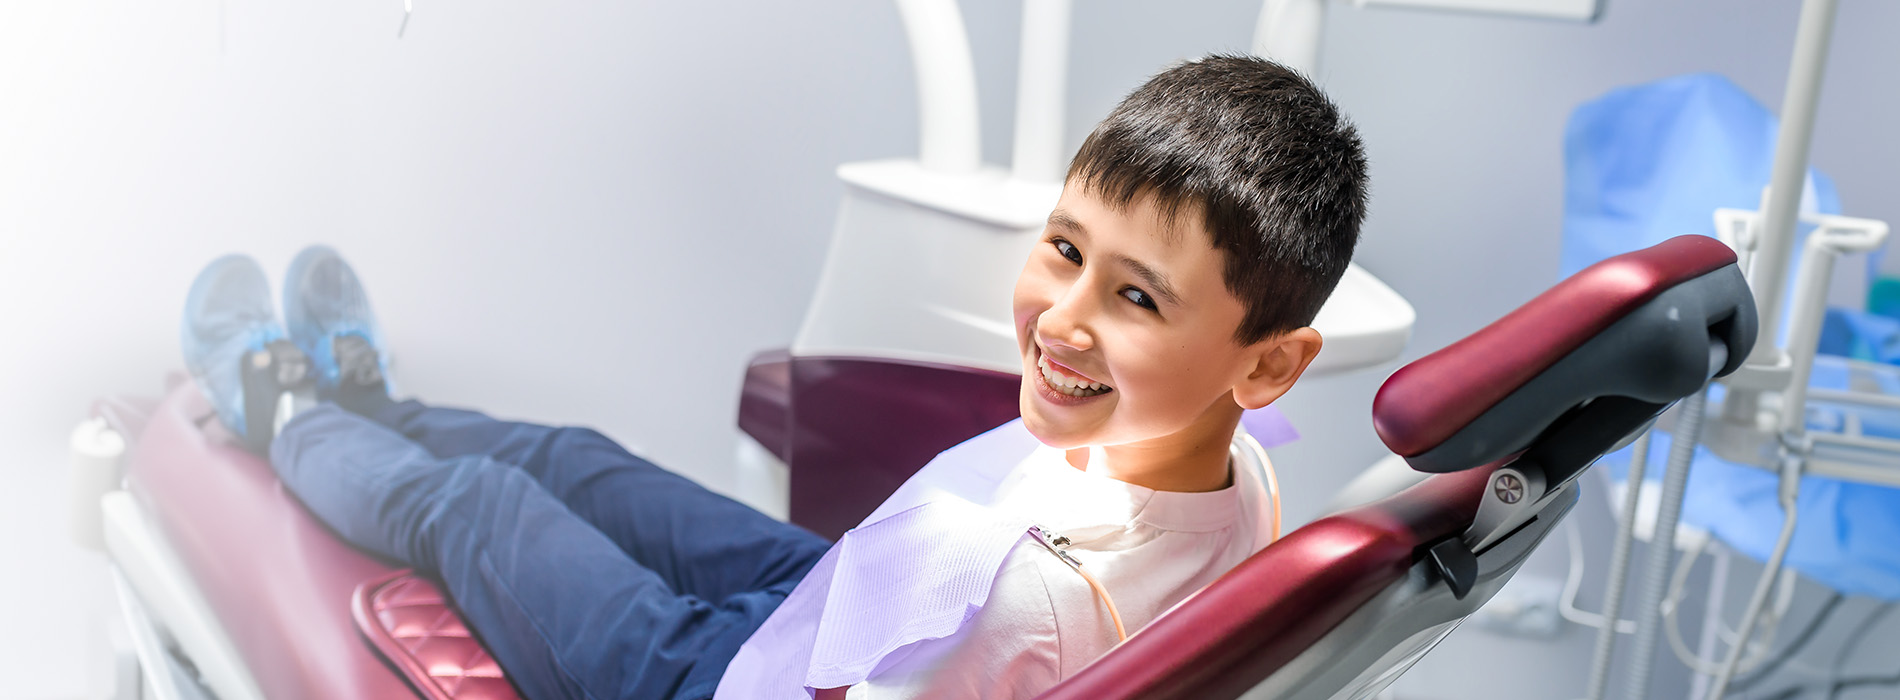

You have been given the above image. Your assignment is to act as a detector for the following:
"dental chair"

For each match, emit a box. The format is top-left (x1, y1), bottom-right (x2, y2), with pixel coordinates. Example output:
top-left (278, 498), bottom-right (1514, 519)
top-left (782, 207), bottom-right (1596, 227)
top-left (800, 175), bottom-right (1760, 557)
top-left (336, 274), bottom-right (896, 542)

top-left (81, 235), bottom-right (1752, 699)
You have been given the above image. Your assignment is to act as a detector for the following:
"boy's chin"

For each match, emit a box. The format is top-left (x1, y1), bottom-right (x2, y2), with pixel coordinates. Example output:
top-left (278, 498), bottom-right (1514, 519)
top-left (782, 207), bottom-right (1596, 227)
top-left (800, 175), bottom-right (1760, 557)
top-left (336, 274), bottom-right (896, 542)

top-left (1018, 398), bottom-right (1102, 450)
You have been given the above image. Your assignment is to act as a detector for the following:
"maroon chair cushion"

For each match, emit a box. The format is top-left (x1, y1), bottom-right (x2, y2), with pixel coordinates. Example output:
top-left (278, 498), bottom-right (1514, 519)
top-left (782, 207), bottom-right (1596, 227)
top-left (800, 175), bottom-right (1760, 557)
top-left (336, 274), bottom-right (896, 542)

top-left (122, 384), bottom-right (453, 699)
top-left (1033, 466), bottom-right (1498, 700)
top-left (354, 571), bottom-right (522, 700)
top-left (746, 354), bottom-right (1023, 540)
top-left (1373, 234), bottom-right (1739, 459)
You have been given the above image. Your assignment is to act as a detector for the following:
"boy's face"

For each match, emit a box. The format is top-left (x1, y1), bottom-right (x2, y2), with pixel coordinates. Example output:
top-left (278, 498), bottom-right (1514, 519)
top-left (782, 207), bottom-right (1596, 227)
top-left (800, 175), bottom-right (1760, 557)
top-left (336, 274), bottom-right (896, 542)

top-left (1012, 182), bottom-right (1265, 451)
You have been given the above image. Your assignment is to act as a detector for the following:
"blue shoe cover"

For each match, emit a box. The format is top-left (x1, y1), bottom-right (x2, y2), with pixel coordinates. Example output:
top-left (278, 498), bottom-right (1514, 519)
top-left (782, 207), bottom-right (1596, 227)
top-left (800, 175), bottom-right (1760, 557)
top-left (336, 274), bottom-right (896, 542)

top-left (283, 245), bottom-right (386, 388)
top-left (181, 255), bottom-right (285, 438)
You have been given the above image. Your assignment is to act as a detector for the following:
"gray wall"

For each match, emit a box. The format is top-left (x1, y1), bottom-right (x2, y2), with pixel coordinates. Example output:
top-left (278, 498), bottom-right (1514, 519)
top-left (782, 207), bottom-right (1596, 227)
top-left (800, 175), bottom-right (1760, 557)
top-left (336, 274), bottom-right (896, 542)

top-left (4, 0), bottom-right (1897, 698)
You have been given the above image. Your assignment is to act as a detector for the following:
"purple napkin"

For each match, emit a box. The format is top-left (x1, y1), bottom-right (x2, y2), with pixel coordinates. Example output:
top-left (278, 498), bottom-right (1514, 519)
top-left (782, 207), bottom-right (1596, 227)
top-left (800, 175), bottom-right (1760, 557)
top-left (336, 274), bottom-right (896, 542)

top-left (1241, 406), bottom-right (1300, 448)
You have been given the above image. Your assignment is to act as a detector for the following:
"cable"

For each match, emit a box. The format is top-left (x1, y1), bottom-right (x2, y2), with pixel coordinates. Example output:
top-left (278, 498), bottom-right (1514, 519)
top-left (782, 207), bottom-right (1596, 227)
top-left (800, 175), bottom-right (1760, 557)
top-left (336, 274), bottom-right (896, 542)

top-left (1661, 538), bottom-right (1782, 677)
top-left (1560, 518), bottom-right (1637, 633)
top-left (1659, 538), bottom-right (1797, 679)
top-left (1664, 537), bottom-right (1740, 675)
top-left (1725, 591), bottom-right (1844, 693)
top-left (1241, 434), bottom-right (1282, 544)
top-left (1830, 670), bottom-right (1900, 699)
top-left (1759, 650), bottom-right (1900, 700)
top-left (1656, 543), bottom-right (1838, 690)
top-left (1705, 450), bottom-right (1807, 700)
top-left (1821, 602), bottom-right (1897, 700)
top-left (1832, 602), bottom-right (1893, 677)
top-left (1048, 434), bottom-right (1279, 647)
top-left (1074, 565), bottom-right (1127, 642)
top-left (1032, 527), bottom-right (1127, 643)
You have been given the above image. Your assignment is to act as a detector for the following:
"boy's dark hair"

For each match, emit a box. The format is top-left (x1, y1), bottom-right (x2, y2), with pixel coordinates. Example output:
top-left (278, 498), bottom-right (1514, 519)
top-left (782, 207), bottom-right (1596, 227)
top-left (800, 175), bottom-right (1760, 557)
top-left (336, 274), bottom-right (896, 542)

top-left (1068, 54), bottom-right (1368, 345)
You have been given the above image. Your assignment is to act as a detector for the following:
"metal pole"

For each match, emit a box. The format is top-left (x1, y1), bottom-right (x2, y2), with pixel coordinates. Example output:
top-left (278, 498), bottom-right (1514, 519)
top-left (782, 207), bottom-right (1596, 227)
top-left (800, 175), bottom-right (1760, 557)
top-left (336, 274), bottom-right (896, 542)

top-left (1742, 0), bottom-right (1840, 370)
top-left (1585, 430), bottom-right (1651, 700)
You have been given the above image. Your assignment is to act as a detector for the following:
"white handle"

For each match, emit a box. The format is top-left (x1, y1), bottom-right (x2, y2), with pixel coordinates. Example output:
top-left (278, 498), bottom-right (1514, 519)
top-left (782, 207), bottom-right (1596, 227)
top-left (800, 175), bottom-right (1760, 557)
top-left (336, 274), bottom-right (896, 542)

top-left (1253, 0), bottom-right (1326, 76)
top-left (1011, 0), bottom-right (1072, 183)
top-left (1778, 214), bottom-right (1892, 435)
top-left (894, 0), bottom-right (983, 173)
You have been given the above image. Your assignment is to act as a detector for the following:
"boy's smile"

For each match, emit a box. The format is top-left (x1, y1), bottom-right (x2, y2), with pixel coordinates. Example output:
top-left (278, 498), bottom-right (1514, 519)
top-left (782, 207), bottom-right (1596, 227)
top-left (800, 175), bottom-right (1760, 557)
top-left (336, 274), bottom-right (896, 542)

top-left (1012, 181), bottom-right (1315, 492)
top-left (1034, 346), bottom-right (1112, 400)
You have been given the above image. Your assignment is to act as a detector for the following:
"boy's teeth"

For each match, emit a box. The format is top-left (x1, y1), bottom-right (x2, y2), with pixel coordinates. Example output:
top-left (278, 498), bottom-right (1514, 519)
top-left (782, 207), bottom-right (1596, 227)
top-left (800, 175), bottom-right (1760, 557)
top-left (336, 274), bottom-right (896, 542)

top-left (1037, 354), bottom-right (1111, 397)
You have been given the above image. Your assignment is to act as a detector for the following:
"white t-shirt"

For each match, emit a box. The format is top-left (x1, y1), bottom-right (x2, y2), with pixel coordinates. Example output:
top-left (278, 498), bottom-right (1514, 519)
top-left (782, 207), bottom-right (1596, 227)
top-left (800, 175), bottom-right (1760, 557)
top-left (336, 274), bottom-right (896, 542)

top-left (845, 438), bottom-right (1276, 699)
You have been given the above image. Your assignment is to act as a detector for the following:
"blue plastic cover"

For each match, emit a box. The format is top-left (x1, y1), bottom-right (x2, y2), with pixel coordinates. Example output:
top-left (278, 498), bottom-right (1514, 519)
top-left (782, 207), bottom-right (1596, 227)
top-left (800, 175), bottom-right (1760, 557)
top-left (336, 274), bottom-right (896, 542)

top-left (1563, 73), bottom-right (1849, 315)
top-left (1566, 73), bottom-right (1900, 600)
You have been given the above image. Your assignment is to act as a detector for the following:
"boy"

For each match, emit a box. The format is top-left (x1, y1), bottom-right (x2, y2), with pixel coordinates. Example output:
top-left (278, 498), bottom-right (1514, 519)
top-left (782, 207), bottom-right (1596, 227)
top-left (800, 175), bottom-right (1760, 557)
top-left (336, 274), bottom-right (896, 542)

top-left (180, 54), bottom-right (1365, 700)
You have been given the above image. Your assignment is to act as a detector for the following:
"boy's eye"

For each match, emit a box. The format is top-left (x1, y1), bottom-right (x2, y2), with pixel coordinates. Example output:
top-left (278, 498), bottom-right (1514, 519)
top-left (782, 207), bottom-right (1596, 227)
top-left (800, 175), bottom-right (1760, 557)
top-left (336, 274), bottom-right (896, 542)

top-left (1121, 287), bottom-right (1158, 311)
top-left (1053, 239), bottom-right (1083, 265)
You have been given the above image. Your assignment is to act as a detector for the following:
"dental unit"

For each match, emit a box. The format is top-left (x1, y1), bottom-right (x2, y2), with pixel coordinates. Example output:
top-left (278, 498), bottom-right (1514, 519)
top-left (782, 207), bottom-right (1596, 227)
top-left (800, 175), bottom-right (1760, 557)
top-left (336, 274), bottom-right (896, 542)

top-left (73, 1), bottom-right (1854, 699)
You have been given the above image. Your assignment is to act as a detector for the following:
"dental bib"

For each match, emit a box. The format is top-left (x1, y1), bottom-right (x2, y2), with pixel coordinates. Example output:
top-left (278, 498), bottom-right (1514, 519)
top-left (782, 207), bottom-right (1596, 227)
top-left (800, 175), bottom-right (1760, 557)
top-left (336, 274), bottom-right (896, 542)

top-left (715, 414), bottom-right (1287, 698)
top-left (715, 419), bottom-right (1043, 699)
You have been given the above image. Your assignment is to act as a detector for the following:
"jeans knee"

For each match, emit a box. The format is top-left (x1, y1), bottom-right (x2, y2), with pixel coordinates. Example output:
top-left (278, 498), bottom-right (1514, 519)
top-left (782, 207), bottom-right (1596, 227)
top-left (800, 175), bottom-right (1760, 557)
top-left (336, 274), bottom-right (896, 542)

top-left (413, 457), bottom-right (538, 555)
top-left (439, 457), bottom-right (535, 511)
top-left (540, 426), bottom-right (637, 468)
top-left (546, 426), bottom-right (611, 452)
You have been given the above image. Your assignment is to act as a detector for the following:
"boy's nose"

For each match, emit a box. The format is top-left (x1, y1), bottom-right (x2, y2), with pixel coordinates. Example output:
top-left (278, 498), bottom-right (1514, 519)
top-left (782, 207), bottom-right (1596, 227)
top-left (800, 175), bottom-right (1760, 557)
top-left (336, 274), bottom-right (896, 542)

top-left (1037, 286), bottom-right (1096, 352)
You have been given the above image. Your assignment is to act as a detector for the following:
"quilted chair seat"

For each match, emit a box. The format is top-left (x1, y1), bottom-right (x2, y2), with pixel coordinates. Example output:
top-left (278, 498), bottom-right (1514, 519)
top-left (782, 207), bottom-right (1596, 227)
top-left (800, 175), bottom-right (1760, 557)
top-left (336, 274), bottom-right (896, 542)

top-left (355, 571), bottom-right (520, 700)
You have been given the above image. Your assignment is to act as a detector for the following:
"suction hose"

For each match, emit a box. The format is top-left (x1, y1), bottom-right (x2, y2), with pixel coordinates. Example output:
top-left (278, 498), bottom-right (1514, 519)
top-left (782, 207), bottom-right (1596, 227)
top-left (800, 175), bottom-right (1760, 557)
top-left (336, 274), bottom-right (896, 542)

top-left (1620, 386), bottom-right (1710, 699)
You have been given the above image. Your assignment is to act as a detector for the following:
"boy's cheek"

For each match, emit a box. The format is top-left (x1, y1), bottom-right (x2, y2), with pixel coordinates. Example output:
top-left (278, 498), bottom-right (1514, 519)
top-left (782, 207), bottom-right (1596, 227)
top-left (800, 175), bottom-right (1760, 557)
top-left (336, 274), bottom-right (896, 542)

top-left (1011, 283), bottom-right (1057, 345)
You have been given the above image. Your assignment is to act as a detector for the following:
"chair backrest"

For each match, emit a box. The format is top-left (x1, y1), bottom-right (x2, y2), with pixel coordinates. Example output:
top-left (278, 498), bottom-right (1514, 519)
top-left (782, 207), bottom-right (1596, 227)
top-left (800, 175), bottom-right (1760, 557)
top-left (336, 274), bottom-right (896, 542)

top-left (1035, 235), bottom-right (1755, 700)
top-left (1033, 466), bottom-right (1499, 700)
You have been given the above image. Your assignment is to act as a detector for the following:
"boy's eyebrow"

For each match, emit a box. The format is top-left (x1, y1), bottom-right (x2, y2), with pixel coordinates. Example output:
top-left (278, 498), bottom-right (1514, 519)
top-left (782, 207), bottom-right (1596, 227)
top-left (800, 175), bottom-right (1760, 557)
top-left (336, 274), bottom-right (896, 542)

top-left (1047, 210), bottom-right (1083, 234)
top-left (1110, 254), bottom-right (1184, 307)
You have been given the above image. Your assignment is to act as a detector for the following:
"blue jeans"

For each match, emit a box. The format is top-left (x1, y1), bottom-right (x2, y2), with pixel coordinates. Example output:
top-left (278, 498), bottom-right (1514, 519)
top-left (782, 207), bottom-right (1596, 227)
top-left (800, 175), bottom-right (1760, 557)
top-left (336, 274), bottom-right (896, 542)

top-left (270, 401), bottom-right (830, 700)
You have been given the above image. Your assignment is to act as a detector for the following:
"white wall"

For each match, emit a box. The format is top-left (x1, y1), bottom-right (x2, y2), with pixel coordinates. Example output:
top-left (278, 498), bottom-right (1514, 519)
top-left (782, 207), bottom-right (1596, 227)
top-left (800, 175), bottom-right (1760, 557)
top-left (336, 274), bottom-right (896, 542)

top-left (0, 2), bottom-right (1258, 697)
top-left (0, 2), bottom-right (920, 697)
top-left (5, 0), bottom-right (1898, 698)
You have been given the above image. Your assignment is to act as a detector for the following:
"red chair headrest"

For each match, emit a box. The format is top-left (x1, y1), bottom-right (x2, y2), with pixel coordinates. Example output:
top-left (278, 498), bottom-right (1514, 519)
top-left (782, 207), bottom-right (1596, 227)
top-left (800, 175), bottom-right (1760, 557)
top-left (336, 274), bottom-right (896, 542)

top-left (1372, 235), bottom-right (1755, 473)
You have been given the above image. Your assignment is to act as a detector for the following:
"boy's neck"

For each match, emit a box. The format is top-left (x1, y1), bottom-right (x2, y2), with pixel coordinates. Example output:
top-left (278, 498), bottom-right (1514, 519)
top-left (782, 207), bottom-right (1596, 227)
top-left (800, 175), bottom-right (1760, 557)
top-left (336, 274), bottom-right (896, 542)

top-left (1063, 406), bottom-right (1242, 493)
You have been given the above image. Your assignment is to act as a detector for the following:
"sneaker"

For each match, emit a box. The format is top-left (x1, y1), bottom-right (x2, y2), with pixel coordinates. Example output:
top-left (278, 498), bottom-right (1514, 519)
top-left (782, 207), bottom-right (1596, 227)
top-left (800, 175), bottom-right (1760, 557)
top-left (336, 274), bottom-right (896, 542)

top-left (283, 245), bottom-right (389, 399)
top-left (181, 255), bottom-right (309, 447)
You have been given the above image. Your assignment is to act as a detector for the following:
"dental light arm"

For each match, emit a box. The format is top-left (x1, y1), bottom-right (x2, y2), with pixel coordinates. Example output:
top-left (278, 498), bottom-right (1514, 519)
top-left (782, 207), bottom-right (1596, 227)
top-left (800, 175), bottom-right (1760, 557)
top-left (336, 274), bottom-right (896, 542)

top-left (1250, 0), bottom-right (1602, 79)
top-left (893, 0), bottom-right (982, 173)
top-left (1742, 0), bottom-right (1841, 373)
top-left (1011, 0), bottom-right (1072, 183)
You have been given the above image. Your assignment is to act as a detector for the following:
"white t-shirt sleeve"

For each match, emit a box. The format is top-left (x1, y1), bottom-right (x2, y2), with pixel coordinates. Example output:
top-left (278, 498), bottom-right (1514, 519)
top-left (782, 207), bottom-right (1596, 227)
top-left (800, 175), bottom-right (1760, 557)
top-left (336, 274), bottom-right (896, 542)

top-left (848, 542), bottom-right (1072, 699)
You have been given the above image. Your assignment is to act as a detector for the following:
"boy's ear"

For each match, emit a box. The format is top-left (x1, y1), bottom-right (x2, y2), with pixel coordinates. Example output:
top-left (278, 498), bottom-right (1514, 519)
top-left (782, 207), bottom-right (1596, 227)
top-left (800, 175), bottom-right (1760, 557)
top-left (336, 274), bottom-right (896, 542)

top-left (1233, 327), bottom-right (1323, 410)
